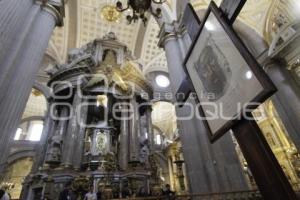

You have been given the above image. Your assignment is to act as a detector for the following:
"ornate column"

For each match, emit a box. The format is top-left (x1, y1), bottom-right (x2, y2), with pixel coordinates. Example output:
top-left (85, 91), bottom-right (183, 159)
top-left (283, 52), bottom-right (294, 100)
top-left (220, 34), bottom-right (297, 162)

top-left (32, 100), bottom-right (56, 172)
top-left (265, 61), bottom-right (300, 150)
top-left (158, 23), bottom-right (186, 95)
top-left (0, 0), bottom-right (34, 71)
top-left (62, 92), bottom-right (82, 168)
top-left (129, 97), bottom-right (140, 162)
top-left (57, 106), bottom-right (69, 136)
top-left (145, 105), bottom-right (154, 149)
top-left (0, 0), bottom-right (64, 171)
top-left (158, 22), bottom-right (249, 193)
top-left (119, 103), bottom-right (129, 170)
top-left (73, 97), bottom-right (88, 170)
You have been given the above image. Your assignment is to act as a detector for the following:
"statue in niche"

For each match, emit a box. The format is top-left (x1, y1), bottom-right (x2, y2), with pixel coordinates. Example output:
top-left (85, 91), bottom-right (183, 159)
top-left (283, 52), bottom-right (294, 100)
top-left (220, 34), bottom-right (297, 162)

top-left (149, 154), bottom-right (159, 184)
top-left (272, 11), bottom-right (288, 34)
top-left (139, 139), bottom-right (150, 165)
top-left (103, 32), bottom-right (117, 40)
top-left (85, 49), bottom-right (118, 88)
top-left (45, 135), bottom-right (63, 165)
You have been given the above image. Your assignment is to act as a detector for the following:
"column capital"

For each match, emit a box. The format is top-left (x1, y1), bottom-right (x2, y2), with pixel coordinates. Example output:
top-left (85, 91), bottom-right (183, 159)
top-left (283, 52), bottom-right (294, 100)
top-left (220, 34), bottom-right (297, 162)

top-left (158, 21), bottom-right (187, 48)
top-left (35, 0), bottom-right (65, 27)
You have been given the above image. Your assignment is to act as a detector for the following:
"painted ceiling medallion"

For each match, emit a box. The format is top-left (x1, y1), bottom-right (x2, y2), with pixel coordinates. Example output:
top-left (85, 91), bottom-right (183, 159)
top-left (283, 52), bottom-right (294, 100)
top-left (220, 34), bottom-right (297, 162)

top-left (101, 5), bottom-right (122, 22)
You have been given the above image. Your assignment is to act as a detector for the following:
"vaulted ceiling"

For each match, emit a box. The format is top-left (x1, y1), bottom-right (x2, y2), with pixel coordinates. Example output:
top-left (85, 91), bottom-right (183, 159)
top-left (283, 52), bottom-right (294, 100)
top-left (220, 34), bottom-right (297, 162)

top-left (48, 0), bottom-right (168, 74)
top-left (47, 0), bottom-right (299, 76)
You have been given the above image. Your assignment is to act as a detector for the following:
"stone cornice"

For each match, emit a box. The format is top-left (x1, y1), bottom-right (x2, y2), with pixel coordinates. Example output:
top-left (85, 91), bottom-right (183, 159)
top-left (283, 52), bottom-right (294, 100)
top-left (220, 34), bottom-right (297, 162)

top-left (35, 0), bottom-right (65, 27)
top-left (158, 22), bottom-right (187, 48)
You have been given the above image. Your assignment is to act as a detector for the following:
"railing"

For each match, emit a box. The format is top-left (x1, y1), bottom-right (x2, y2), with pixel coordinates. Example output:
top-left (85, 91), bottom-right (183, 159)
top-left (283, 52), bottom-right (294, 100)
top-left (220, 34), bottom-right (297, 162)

top-left (110, 190), bottom-right (262, 200)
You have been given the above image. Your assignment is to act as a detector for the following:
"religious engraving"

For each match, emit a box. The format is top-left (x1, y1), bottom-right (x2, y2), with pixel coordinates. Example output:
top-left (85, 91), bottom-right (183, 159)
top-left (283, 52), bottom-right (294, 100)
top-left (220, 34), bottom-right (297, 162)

top-left (194, 36), bottom-right (231, 101)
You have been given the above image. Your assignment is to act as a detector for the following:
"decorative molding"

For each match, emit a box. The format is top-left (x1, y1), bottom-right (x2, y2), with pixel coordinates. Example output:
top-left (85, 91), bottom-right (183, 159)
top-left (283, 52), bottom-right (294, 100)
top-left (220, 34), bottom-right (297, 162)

top-left (268, 22), bottom-right (300, 58)
top-left (48, 34), bottom-right (153, 96)
top-left (35, 0), bottom-right (65, 27)
top-left (158, 22), bottom-right (186, 48)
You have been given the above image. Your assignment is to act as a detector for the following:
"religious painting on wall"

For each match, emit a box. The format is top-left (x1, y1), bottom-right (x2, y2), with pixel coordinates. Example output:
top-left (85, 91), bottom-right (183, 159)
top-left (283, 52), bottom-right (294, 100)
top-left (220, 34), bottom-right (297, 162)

top-left (96, 132), bottom-right (106, 152)
top-left (184, 1), bottom-right (276, 142)
top-left (91, 131), bottom-right (108, 155)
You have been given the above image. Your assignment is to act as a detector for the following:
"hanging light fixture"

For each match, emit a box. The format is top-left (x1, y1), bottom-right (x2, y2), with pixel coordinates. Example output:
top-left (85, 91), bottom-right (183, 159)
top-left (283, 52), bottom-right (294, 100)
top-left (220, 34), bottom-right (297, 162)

top-left (115, 0), bottom-right (166, 25)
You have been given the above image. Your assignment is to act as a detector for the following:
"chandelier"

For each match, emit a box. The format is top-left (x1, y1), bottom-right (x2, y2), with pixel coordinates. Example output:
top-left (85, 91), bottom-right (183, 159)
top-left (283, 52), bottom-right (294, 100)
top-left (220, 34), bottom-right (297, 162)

top-left (116, 0), bottom-right (166, 25)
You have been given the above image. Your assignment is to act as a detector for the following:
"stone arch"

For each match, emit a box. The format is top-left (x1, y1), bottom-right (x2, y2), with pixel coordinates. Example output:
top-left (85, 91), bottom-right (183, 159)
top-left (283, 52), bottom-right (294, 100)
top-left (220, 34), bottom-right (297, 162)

top-left (33, 81), bottom-right (51, 101)
top-left (21, 86), bottom-right (48, 120)
top-left (7, 150), bottom-right (35, 166)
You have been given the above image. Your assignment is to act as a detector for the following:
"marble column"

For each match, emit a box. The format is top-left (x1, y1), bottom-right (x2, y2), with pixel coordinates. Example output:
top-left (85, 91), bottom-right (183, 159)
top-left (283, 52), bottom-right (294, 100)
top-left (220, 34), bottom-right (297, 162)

top-left (57, 106), bottom-right (70, 137)
top-left (62, 92), bottom-right (82, 168)
top-left (145, 106), bottom-right (154, 149)
top-left (73, 98), bottom-right (88, 170)
top-left (119, 103), bottom-right (129, 170)
top-left (158, 23), bottom-right (248, 193)
top-left (0, 0), bottom-right (64, 171)
top-left (0, 0), bottom-right (35, 80)
top-left (129, 97), bottom-right (140, 162)
top-left (32, 101), bottom-right (56, 172)
top-left (265, 61), bottom-right (300, 150)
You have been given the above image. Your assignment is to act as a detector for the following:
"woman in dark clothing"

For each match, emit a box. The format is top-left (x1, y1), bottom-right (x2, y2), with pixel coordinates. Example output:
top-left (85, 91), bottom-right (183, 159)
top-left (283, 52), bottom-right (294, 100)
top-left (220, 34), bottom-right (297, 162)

top-left (59, 183), bottom-right (74, 200)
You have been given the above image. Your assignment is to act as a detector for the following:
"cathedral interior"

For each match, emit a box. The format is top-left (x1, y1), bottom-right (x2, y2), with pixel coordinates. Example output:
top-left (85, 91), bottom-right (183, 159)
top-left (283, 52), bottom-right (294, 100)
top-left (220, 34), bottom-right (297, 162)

top-left (1, 0), bottom-right (300, 199)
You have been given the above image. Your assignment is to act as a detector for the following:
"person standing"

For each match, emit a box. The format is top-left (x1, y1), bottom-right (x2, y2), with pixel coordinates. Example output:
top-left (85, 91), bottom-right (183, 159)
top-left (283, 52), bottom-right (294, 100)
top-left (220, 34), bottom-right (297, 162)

top-left (96, 186), bottom-right (102, 200)
top-left (59, 183), bottom-right (74, 200)
top-left (0, 189), bottom-right (10, 200)
top-left (162, 184), bottom-right (175, 200)
top-left (84, 187), bottom-right (97, 200)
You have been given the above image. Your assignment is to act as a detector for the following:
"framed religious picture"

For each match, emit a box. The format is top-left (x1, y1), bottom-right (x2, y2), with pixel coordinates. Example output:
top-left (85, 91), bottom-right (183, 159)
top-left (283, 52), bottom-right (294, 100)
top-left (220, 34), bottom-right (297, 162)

top-left (183, 1), bottom-right (276, 142)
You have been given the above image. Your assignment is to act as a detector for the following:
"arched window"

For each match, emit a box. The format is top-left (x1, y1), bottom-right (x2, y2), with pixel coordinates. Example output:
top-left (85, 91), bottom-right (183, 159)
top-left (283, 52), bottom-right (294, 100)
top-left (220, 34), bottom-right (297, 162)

top-left (156, 134), bottom-right (162, 145)
top-left (14, 88), bottom-right (47, 141)
top-left (14, 120), bottom-right (44, 141)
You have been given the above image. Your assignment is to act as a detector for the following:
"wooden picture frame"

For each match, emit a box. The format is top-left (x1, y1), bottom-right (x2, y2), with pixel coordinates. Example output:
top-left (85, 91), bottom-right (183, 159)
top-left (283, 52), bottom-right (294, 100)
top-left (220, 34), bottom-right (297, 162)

top-left (176, 3), bottom-right (201, 104)
top-left (183, 1), bottom-right (276, 142)
top-left (182, 3), bottom-right (201, 42)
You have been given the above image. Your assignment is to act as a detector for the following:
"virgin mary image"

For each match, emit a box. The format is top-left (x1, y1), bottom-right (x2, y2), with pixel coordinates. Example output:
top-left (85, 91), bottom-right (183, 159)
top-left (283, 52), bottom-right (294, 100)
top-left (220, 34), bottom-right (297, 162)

top-left (194, 45), bottom-right (229, 101)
